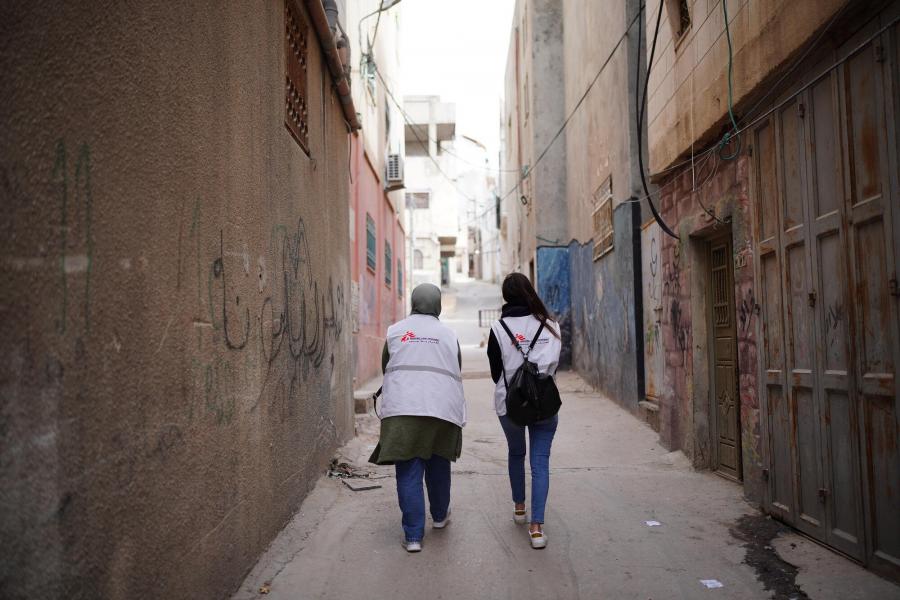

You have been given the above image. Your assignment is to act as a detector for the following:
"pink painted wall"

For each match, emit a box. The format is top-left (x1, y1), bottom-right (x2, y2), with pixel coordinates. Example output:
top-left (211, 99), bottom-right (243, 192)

top-left (350, 135), bottom-right (406, 388)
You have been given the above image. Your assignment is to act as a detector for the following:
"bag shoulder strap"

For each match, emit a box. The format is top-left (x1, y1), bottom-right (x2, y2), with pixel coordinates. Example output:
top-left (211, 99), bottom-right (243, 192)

top-left (499, 318), bottom-right (546, 359)
top-left (498, 319), bottom-right (520, 352)
top-left (529, 322), bottom-right (546, 353)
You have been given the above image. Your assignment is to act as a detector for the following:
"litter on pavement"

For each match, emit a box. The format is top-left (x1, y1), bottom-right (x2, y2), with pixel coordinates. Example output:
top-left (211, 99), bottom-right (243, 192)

top-left (645, 520), bottom-right (662, 527)
top-left (342, 478), bottom-right (382, 492)
top-left (700, 579), bottom-right (724, 589)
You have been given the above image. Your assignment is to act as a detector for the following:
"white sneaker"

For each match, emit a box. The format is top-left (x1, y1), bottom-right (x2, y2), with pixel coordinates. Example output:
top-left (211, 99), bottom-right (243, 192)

top-left (514, 508), bottom-right (527, 525)
top-left (529, 530), bottom-right (547, 549)
top-left (402, 539), bottom-right (422, 552)
top-left (433, 508), bottom-right (451, 529)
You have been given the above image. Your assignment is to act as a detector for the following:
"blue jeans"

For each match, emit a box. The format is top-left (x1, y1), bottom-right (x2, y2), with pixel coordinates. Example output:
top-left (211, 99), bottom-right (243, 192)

top-left (394, 455), bottom-right (451, 542)
top-left (499, 414), bottom-right (558, 524)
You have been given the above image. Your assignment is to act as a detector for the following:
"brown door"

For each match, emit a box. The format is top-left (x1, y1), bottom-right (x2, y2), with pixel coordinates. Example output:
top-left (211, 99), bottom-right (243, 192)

top-left (709, 236), bottom-right (741, 480)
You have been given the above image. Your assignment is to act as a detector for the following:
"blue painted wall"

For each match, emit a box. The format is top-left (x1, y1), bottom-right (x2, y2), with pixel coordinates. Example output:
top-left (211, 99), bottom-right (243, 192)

top-left (568, 202), bottom-right (641, 408)
top-left (536, 245), bottom-right (571, 368)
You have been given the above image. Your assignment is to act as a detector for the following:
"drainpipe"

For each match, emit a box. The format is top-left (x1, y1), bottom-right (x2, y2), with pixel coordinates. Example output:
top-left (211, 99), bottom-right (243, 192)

top-left (304, 0), bottom-right (361, 131)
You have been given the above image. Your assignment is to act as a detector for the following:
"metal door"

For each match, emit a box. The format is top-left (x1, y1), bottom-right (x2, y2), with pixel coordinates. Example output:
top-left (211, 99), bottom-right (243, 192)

top-left (805, 54), bottom-right (864, 560)
top-left (841, 21), bottom-right (899, 577)
top-left (709, 236), bottom-right (741, 480)
top-left (754, 17), bottom-right (899, 578)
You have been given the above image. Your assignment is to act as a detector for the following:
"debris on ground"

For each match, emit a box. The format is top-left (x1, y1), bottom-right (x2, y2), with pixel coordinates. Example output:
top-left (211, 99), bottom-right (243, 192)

top-left (342, 478), bottom-right (382, 492)
top-left (327, 457), bottom-right (373, 479)
top-left (700, 579), bottom-right (723, 589)
top-left (729, 514), bottom-right (809, 599)
top-left (259, 582), bottom-right (271, 594)
top-left (645, 520), bottom-right (662, 527)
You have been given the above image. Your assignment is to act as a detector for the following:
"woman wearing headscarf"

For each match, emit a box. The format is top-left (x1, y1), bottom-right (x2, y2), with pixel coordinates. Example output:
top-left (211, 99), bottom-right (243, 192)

top-left (487, 273), bottom-right (562, 549)
top-left (369, 283), bottom-right (466, 552)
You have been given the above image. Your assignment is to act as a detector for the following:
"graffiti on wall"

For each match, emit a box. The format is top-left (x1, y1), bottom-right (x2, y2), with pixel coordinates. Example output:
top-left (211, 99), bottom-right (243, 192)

top-left (567, 203), bottom-right (639, 406)
top-left (183, 212), bottom-right (346, 428)
top-left (536, 246), bottom-right (571, 367)
top-left (641, 223), bottom-right (664, 400)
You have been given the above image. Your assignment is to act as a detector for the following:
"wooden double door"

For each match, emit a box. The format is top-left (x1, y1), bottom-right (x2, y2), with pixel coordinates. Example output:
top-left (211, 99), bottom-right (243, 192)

top-left (751, 16), bottom-right (899, 580)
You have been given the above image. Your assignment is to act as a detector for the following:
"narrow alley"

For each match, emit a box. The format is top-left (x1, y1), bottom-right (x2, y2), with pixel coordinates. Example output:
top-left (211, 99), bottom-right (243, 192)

top-left (232, 282), bottom-right (897, 600)
top-left (3, 0), bottom-right (900, 598)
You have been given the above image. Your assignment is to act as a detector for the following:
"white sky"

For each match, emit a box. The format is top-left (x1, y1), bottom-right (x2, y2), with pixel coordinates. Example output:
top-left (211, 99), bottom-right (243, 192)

top-left (399, 0), bottom-right (516, 168)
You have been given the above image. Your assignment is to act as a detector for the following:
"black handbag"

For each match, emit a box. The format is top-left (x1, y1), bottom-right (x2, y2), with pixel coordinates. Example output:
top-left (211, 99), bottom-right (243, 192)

top-left (498, 319), bottom-right (561, 426)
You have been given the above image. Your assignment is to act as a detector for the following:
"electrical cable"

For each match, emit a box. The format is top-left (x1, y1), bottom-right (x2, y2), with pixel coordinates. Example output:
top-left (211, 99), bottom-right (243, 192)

top-left (497, 4), bottom-right (644, 205)
top-left (373, 63), bottom-right (479, 203)
top-left (403, 119), bottom-right (518, 173)
top-left (643, 8), bottom-right (897, 185)
top-left (716, 0), bottom-right (742, 161)
top-left (636, 0), bottom-right (679, 238)
top-left (370, 4), bottom-right (384, 53)
top-left (740, 1), bottom-right (851, 130)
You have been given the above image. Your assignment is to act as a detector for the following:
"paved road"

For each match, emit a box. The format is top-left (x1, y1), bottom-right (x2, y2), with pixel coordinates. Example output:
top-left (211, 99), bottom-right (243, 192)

top-left (233, 281), bottom-right (899, 600)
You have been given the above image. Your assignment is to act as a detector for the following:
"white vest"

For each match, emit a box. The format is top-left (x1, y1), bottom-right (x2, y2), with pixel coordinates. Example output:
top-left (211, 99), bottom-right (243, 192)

top-left (381, 314), bottom-right (467, 427)
top-left (491, 315), bottom-right (561, 416)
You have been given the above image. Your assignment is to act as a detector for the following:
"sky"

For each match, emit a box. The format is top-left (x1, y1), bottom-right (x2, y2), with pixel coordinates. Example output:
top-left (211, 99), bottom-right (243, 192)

top-left (399, 0), bottom-right (516, 169)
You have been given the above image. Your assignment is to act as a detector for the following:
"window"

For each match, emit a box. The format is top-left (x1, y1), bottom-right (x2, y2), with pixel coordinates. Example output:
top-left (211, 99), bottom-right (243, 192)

top-left (385, 104), bottom-right (391, 147)
top-left (397, 259), bottom-right (403, 297)
top-left (413, 249), bottom-right (424, 270)
top-left (666, 0), bottom-right (691, 45)
top-left (405, 191), bottom-right (430, 209)
top-left (592, 176), bottom-right (614, 260)
top-left (284, 0), bottom-right (310, 155)
top-left (364, 56), bottom-right (376, 99)
top-left (385, 241), bottom-right (393, 286)
top-left (366, 214), bottom-right (376, 272)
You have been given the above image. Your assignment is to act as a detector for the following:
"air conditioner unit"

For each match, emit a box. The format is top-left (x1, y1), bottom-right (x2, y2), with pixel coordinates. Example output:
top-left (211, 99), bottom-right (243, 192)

top-left (385, 154), bottom-right (404, 191)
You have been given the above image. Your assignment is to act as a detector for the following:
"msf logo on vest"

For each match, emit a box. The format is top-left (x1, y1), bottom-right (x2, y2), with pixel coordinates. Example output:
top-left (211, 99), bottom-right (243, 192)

top-left (400, 330), bottom-right (440, 344)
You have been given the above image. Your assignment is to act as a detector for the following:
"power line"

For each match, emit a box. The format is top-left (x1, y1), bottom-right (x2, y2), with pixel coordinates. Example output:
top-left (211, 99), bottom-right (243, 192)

top-left (645, 7), bottom-right (895, 184)
top-left (636, 0), bottom-right (678, 238)
top-left (374, 63), bottom-right (478, 202)
top-left (498, 5), bottom-right (643, 205)
top-left (404, 120), bottom-right (519, 173)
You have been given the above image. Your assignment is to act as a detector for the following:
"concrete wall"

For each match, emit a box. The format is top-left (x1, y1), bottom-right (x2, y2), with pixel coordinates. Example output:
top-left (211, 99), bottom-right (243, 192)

top-left (645, 0), bottom-right (848, 172)
top-left (558, 0), bottom-right (646, 407)
top-left (569, 203), bottom-right (643, 408)
top-left (529, 0), bottom-right (567, 248)
top-left (0, 2), bottom-right (353, 598)
top-left (500, 0), bottom-right (567, 277)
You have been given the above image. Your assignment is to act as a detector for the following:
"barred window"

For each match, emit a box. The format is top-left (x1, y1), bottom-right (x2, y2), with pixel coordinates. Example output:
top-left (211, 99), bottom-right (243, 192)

top-left (385, 241), bottom-right (393, 286)
top-left (366, 214), bottom-right (376, 272)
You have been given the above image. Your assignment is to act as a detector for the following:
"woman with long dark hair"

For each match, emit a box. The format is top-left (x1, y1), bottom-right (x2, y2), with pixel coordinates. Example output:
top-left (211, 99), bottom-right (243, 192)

top-left (487, 273), bottom-right (561, 549)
